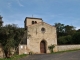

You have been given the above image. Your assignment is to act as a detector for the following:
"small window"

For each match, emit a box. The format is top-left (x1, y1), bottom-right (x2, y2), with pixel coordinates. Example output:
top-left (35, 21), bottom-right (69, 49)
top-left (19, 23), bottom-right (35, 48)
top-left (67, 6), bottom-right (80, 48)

top-left (41, 27), bottom-right (46, 33)
top-left (32, 21), bottom-right (34, 24)
top-left (35, 21), bottom-right (37, 24)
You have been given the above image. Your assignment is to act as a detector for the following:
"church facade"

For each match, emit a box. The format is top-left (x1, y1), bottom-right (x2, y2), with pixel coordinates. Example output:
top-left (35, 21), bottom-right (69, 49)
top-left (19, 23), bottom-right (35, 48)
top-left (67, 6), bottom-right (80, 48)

top-left (19, 17), bottom-right (57, 54)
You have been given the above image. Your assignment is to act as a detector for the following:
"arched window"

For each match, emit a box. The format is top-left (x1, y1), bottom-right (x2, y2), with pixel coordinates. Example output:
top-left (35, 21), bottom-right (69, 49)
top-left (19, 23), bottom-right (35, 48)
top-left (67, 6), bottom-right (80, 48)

top-left (32, 21), bottom-right (34, 24)
top-left (35, 21), bottom-right (37, 24)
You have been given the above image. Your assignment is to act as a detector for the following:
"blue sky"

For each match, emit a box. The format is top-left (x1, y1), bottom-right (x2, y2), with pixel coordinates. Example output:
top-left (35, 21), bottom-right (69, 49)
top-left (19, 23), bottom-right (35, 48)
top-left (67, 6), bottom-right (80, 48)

top-left (0, 0), bottom-right (80, 29)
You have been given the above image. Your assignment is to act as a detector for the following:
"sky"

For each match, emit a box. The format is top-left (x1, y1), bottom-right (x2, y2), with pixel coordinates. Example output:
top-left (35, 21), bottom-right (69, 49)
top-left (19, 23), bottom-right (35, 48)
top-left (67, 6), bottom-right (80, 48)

top-left (0, 0), bottom-right (80, 29)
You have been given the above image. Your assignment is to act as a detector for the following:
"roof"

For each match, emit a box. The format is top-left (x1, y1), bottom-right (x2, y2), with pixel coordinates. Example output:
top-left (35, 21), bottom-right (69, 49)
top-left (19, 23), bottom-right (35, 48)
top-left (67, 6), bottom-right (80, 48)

top-left (25, 17), bottom-right (42, 20)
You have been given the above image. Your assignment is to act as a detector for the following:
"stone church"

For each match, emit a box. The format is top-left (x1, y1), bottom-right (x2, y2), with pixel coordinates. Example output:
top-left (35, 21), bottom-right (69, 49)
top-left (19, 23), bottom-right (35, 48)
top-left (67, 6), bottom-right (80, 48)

top-left (19, 17), bottom-right (57, 54)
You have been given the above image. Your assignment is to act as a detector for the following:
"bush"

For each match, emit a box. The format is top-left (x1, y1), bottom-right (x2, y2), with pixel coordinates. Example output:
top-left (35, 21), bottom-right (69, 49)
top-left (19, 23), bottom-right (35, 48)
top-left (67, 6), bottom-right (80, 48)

top-left (58, 35), bottom-right (72, 45)
top-left (48, 44), bottom-right (55, 53)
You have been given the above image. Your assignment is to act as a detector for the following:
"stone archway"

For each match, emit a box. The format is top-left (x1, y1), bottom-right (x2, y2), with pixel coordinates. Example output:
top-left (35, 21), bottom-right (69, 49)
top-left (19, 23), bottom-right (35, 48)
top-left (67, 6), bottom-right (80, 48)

top-left (40, 40), bottom-right (46, 53)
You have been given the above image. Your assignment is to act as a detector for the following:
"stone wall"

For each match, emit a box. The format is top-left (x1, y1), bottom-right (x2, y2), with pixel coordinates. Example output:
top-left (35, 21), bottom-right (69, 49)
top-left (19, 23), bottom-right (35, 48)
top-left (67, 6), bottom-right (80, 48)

top-left (18, 45), bottom-right (28, 55)
top-left (19, 44), bottom-right (80, 54)
top-left (57, 45), bottom-right (80, 52)
top-left (0, 45), bottom-right (15, 58)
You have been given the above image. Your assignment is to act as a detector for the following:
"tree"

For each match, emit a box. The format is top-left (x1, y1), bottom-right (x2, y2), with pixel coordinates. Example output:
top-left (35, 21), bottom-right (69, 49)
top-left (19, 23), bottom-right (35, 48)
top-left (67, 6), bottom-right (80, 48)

top-left (54, 23), bottom-right (65, 38)
top-left (0, 26), bottom-right (15, 57)
top-left (76, 29), bottom-right (80, 32)
top-left (58, 35), bottom-right (72, 45)
top-left (0, 15), bottom-right (3, 27)
top-left (64, 25), bottom-right (76, 35)
top-left (54, 23), bottom-right (76, 45)
top-left (72, 32), bottom-right (80, 44)
top-left (0, 24), bottom-right (24, 58)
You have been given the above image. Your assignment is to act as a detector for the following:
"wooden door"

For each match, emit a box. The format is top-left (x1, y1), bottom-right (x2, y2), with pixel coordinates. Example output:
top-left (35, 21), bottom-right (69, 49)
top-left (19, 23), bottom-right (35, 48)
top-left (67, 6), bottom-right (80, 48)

top-left (40, 41), bottom-right (46, 53)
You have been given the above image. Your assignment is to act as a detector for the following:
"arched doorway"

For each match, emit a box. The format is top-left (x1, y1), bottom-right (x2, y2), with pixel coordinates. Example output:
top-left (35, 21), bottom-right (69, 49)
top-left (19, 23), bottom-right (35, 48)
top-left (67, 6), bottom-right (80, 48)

top-left (40, 40), bottom-right (46, 53)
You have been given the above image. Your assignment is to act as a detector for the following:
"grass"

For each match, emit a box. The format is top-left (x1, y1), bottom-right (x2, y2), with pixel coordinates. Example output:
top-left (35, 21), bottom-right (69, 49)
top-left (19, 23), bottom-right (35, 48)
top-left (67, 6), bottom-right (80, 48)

top-left (0, 49), bottom-right (80, 60)
top-left (0, 54), bottom-right (27, 60)
top-left (53, 49), bottom-right (80, 54)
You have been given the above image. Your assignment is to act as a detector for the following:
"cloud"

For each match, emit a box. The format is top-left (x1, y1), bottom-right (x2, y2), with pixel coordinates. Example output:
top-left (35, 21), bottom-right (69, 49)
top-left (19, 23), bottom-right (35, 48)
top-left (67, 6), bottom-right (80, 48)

top-left (76, 27), bottom-right (80, 30)
top-left (17, 0), bottom-right (24, 7)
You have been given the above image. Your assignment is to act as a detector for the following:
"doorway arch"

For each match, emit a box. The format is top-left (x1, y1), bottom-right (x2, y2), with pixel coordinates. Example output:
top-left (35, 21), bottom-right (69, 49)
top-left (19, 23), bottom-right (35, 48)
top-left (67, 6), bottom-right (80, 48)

top-left (40, 40), bottom-right (46, 53)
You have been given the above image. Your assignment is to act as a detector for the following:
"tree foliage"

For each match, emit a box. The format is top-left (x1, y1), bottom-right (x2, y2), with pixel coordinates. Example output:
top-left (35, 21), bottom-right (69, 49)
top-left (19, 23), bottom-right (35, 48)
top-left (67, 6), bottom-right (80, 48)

top-left (58, 35), bottom-right (72, 44)
top-left (0, 24), bottom-right (24, 58)
top-left (54, 23), bottom-right (77, 45)
top-left (55, 23), bottom-right (65, 38)
top-left (64, 25), bottom-right (76, 35)
top-left (72, 32), bottom-right (80, 44)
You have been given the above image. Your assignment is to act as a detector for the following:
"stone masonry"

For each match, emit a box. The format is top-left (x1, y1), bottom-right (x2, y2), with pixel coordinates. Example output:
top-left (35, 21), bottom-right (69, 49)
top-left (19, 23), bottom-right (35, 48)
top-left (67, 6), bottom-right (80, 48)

top-left (19, 17), bottom-right (57, 54)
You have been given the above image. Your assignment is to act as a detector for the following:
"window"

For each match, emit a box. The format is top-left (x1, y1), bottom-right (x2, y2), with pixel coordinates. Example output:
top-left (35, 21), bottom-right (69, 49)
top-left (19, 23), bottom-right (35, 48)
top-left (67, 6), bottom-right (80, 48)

top-left (35, 21), bottom-right (37, 24)
top-left (32, 21), bottom-right (37, 24)
top-left (32, 21), bottom-right (34, 24)
top-left (41, 27), bottom-right (46, 33)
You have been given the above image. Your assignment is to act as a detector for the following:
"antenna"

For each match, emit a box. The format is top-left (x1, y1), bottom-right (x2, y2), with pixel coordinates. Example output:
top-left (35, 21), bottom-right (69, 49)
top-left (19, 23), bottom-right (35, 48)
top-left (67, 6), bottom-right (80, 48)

top-left (32, 15), bottom-right (33, 17)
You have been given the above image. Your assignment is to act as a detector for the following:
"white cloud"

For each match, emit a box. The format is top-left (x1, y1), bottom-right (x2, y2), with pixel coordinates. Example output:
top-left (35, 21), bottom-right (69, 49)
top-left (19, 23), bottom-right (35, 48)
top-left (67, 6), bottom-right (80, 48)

top-left (76, 27), bottom-right (80, 30)
top-left (17, 0), bottom-right (24, 7)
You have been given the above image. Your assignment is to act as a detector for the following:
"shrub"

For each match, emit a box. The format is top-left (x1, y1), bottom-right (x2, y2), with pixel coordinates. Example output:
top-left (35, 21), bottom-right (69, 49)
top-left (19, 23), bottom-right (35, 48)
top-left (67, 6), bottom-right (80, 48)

top-left (48, 44), bottom-right (55, 53)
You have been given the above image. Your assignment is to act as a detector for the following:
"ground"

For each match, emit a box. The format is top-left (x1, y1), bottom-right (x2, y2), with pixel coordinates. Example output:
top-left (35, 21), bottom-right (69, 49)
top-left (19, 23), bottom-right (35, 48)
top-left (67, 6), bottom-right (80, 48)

top-left (19, 50), bottom-right (80, 60)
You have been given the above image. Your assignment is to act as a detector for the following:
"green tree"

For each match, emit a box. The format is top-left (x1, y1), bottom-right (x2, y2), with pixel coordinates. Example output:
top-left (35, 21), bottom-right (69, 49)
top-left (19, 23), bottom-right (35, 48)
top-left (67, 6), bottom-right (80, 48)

top-left (72, 32), bottom-right (80, 44)
top-left (58, 35), bottom-right (72, 45)
top-left (54, 23), bottom-right (76, 45)
top-left (0, 15), bottom-right (3, 27)
top-left (0, 24), bottom-right (24, 58)
top-left (76, 29), bottom-right (80, 32)
top-left (0, 26), bottom-right (15, 57)
top-left (64, 25), bottom-right (76, 35)
top-left (54, 23), bottom-right (65, 38)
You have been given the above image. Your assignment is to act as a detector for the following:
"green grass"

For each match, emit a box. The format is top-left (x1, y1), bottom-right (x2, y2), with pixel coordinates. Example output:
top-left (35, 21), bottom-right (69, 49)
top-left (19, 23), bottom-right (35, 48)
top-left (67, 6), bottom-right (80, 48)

top-left (53, 49), bottom-right (80, 54)
top-left (0, 49), bottom-right (80, 60)
top-left (0, 54), bottom-right (27, 60)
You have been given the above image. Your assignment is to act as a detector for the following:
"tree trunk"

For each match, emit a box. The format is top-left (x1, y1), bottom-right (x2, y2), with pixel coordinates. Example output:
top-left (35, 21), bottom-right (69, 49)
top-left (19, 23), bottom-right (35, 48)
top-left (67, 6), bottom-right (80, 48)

top-left (4, 49), bottom-right (11, 58)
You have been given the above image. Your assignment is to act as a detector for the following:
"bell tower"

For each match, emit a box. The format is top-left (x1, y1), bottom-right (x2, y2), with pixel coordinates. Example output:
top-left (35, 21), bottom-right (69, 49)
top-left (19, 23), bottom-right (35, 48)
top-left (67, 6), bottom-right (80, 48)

top-left (0, 15), bottom-right (3, 27)
top-left (24, 17), bottom-right (43, 29)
